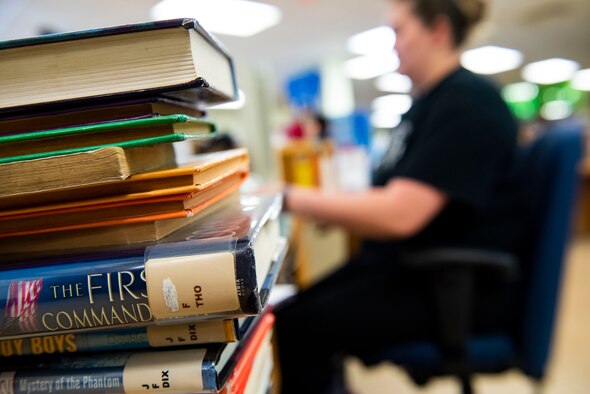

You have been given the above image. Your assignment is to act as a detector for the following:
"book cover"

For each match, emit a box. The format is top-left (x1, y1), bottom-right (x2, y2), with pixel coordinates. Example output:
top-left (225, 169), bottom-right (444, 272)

top-left (0, 148), bottom-right (249, 211)
top-left (0, 19), bottom-right (238, 114)
top-left (0, 114), bottom-right (215, 159)
top-left (0, 195), bottom-right (285, 337)
top-left (0, 313), bottom-right (275, 394)
top-left (0, 97), bottom-right (206, 136)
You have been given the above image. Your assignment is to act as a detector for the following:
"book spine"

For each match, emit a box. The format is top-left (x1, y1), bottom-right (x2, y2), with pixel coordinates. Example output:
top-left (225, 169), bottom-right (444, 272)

top-left (0, 348), bottom-right (215, 393)
top-left (219, 313), bottom-right (275, 394)
top-left (0, 320), bottom-right (237, 357)
top-left (0, 249), bottom-right (260, 338)
top-left (145, 243), bottom-right (262, 324)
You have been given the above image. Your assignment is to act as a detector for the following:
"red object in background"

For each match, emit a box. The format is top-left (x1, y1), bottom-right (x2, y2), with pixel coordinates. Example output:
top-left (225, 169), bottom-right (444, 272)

top-left (286, 120), bottom-right (304, 139)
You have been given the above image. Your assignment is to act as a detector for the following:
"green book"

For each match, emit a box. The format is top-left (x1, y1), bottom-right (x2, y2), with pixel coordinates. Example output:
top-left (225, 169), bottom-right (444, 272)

top-left (0, 114), bottom-right (216, 164)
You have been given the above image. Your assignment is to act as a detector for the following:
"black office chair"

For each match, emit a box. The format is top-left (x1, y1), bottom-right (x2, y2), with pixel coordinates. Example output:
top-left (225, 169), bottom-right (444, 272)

top-left (360, 124), bottom-right (584, 394)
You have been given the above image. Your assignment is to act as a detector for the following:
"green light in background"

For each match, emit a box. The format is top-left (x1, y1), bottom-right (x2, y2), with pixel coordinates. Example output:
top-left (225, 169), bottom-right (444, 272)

top-left (502, 82), bottom-right (539, 121)
top-left (502, 80), bottom-right (588, 121)
top-left (538, 82), bottom-right (585, 120)
top-left (506, 100), bottom-right (539, 120)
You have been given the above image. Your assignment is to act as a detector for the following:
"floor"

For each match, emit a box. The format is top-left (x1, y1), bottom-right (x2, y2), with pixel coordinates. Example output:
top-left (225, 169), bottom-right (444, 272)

top-left (345, 236), bottom-right (590, 394)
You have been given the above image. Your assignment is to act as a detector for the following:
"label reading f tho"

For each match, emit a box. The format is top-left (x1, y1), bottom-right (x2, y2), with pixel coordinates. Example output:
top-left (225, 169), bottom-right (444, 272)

top-left (146, 252), bottom-right (239, 320)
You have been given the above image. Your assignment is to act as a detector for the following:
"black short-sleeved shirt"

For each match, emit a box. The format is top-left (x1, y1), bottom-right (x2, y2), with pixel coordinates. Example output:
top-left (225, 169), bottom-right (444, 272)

top-left (364, 67), bottom-right (525, 256)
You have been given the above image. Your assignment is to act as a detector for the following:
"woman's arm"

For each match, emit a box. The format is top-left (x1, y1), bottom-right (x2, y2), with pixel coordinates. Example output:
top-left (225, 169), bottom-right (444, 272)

top-left (285, 177), bottom-right (448, 239)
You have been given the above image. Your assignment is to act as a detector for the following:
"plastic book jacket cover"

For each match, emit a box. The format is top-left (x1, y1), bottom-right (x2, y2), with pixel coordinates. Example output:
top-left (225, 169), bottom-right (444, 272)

top-left (0, 194), bottom-right (285, 338)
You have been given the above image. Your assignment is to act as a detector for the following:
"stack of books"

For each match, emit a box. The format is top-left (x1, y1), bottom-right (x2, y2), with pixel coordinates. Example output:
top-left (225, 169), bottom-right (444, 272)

top-left (0, 19), bottom-right (286, 394)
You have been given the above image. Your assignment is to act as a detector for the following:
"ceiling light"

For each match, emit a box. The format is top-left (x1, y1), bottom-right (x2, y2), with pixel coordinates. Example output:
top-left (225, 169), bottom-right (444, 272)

top-left (345, 53), bottom-right (400, 80)
top-left (371, 111), bottom-right (402, 129)
top-left (540, 100), bottom-right (573, 121)
top-left (571, 68), bottom-right (590, 91)
top-left (372, 94), bottom-right (412, 114)
top-left (151, 0), bottom-right (282, 37)
top-left (209, 89), bottom-right (246, 110)
top-left (502, 82), bottom-right (539, 103)
top-left (347, 26), bottom-right (396, 55)
top-left (522, 58), bottom-right (580, 85)
top-left (375, 73), bottom-right (412, 93)
top-left (460, 46), bottom-right (523, 75)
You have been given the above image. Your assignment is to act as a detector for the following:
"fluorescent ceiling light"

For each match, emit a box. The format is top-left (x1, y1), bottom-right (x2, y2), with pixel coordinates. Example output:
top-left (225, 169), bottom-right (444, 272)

top-left (209, 89), bottom-right (246, 110)
top-left (347, 26), bottom-right (395, 55)
top-left (572, 68), bottom-right (590, 91)
top-left (372, 94), bottom-right (412, 114)
top-left (151, 0), bottom-right (282, 37)
top-left (502, 82), bottom-right (539, 102)
top-left (371, 111), bottom-right (402, 129)
top-left (460, 45), bottom-right (523, 75)
top-left (375, 73), bottom-right (412, 93)
top-left (345, 53), bottom-right (400, 80)
top-left (522, 58), bottom-right (580, 85)
top-left (540, 100), bottom-right (573, 121)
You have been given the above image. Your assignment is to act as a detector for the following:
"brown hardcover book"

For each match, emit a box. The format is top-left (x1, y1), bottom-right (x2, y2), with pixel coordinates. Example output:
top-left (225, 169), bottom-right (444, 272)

top-left (0, 147), bottom-right (249, 210)
top-left (0, 98), bottom-right (206, 136)
top-left (0, 144), bottom-right (177, 197)
top-left (0, 19), bottom-right (237, 114)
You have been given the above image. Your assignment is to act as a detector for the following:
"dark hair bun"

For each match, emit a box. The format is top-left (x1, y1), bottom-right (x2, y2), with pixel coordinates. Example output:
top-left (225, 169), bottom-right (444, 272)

top-left (457, 0), bottom-right (486, 28)
top-left (395, 0), bottom-right (487, 46)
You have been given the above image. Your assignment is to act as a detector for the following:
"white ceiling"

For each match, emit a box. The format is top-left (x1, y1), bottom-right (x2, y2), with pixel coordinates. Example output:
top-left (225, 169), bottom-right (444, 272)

top-left (1, 0), bottom-right (589, 108)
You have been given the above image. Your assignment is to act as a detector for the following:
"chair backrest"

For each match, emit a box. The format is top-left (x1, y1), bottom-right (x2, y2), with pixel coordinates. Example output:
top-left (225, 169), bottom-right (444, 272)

top-left (518, 124), bottom-right (583, 378)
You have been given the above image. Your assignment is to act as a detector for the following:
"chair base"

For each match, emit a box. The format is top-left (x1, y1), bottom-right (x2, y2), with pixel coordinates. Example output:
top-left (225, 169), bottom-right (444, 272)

top-left (459, 375), bottom-right (473, 394)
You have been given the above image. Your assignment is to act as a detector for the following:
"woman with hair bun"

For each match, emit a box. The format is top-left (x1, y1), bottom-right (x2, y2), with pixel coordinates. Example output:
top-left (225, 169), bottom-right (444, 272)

top-left (275, 1), bottom-right (524, 392)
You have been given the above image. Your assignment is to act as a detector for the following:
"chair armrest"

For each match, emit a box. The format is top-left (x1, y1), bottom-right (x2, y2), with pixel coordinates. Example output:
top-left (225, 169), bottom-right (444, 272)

top-left (400, 248), bottom-right (519, 281)
top-left (397, 248), bottom-right (519, 377)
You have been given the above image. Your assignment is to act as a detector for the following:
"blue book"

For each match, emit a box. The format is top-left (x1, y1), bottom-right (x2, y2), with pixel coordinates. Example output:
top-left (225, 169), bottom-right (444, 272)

top-left (0, 241), bottom-right (285, 358)
top-left (0, 314), bottom-right (257, 358)
top-left (0, 194), bottom-right (285, 339)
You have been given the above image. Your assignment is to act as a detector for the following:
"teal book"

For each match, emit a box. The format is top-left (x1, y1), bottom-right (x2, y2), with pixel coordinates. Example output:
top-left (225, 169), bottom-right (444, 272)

top-left (0, 19), bottom-right (238, 115)
top-left (0, 319), bottom-right (244, 358)
top-left (0, 114), bottom-right (215, 164)
top-left (0, 311), bottom-right (276, 393)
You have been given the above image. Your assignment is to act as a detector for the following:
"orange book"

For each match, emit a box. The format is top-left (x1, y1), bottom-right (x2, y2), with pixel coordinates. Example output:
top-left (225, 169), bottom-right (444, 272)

top-left (0, 148), bottom-right (249, 210)
top-left (0, 170), bottom-right (246, 256)
top-left (0, 168), bottom-right (247, 235)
